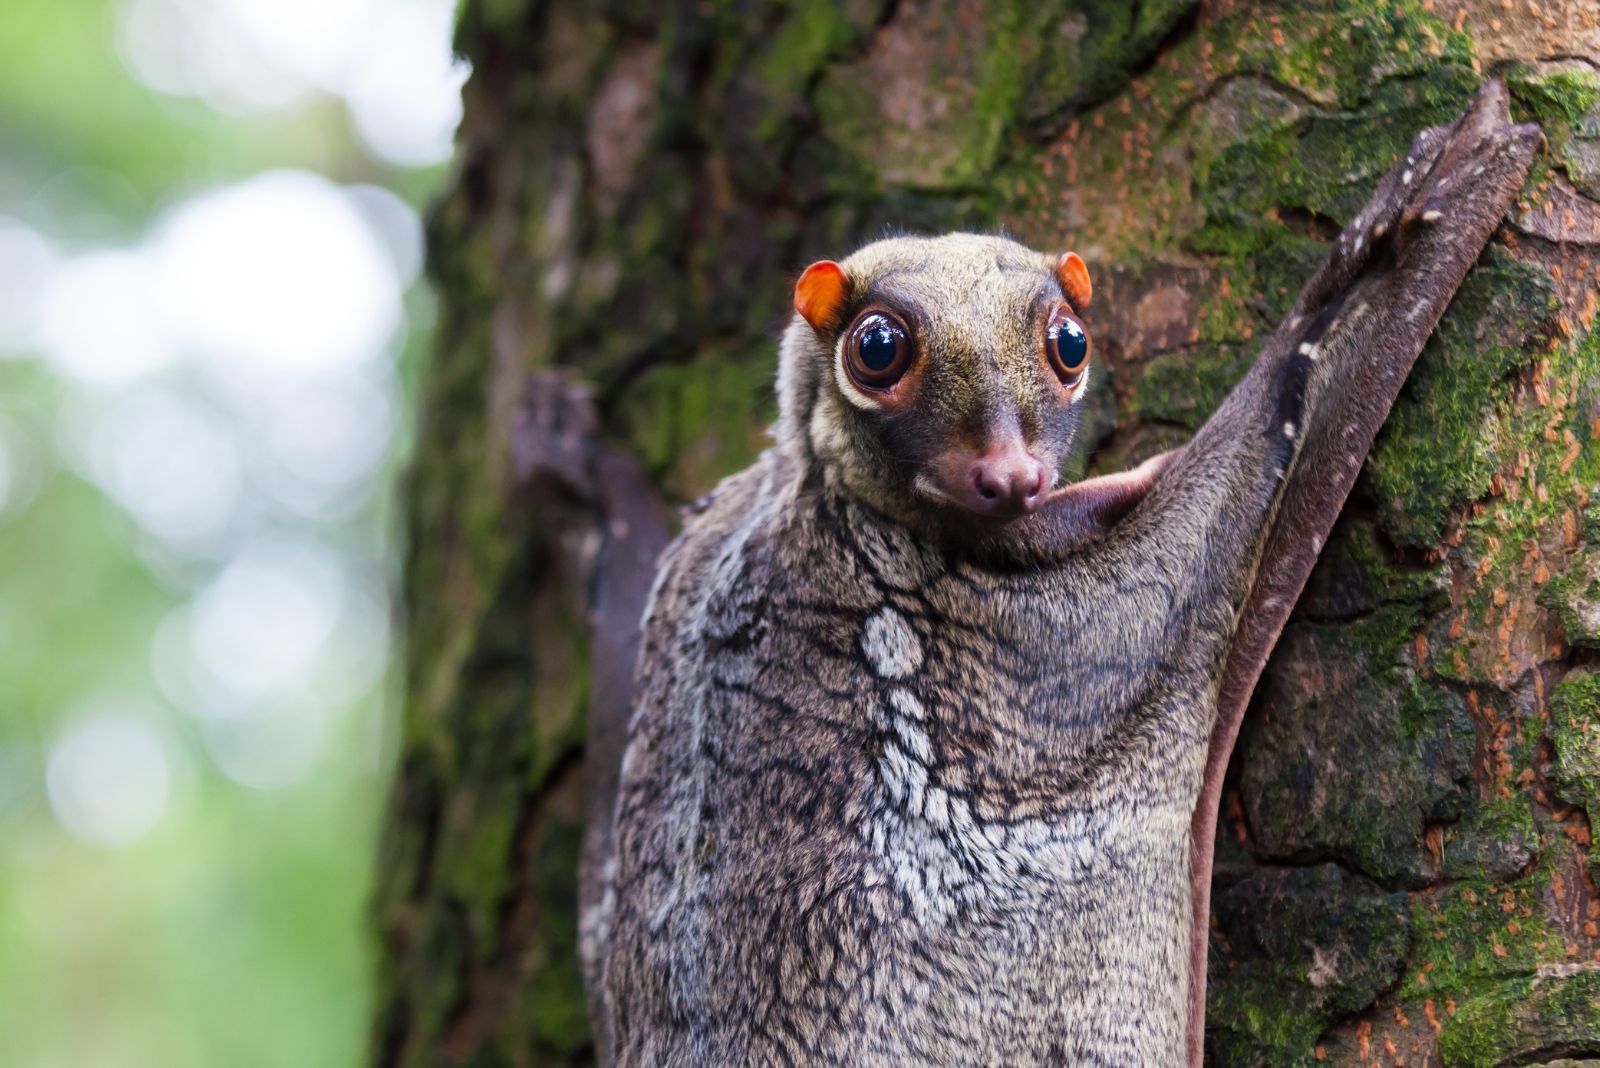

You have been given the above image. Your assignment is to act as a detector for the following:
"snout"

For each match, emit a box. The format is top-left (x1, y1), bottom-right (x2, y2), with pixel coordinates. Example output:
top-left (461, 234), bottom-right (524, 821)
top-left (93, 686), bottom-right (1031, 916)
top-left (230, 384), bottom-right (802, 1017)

top-left (932, 442), bottom-right (1048, 517)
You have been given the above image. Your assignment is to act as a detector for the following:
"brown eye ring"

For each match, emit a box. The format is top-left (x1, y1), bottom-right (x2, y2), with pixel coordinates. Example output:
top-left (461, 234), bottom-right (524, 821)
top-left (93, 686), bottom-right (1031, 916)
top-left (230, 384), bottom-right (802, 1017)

top-left (842, 308), bottom-right (913, 391)
top-left (1046, 305), bottom-right (1091, 385)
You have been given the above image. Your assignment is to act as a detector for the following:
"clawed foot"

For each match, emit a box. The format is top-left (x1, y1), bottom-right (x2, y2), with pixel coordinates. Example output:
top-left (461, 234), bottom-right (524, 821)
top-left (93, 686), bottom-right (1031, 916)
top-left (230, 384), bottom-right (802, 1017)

top-left (1319, 80), bottom-right (1541, 285)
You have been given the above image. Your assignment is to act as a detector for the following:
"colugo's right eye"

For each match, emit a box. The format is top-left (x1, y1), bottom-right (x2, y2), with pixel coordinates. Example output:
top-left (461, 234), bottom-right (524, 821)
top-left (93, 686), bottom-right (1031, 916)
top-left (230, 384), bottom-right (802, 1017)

top-left (843, 310), bottom-right (912, 390)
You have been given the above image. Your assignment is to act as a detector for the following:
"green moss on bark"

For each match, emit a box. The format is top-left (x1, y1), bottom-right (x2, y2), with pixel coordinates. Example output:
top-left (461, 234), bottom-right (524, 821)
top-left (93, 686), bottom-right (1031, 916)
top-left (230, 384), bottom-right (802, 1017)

top-left (1400, 846), bottom-right (1575, 1002)
top-left (1439, 970), bottom-right (1600, 1067)
top-left (1440, 795), bottom-right (1540, 883)
top-left (614, 339), bottom-right (779, 502)
top-left (1550, 671), bottom-right (1600, 881)
top-left (1366, 252), bottom-right (1559, 548)
top-left (1130, 343), bottom-right (1254, 428)
top-left (1543, 552), bottom-right (1600, 650)
top-left (1507, 61), bottom-right (1600, 198)
top-left (1208, 865), bottom-right (1411, 1065)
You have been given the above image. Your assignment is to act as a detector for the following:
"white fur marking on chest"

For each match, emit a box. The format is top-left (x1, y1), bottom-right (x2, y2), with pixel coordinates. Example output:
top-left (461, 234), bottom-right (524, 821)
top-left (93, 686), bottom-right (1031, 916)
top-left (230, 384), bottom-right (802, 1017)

top-left (862, 607), bottom-right (922, 678)
top-left (856, 685), bottom-right (1180, 926)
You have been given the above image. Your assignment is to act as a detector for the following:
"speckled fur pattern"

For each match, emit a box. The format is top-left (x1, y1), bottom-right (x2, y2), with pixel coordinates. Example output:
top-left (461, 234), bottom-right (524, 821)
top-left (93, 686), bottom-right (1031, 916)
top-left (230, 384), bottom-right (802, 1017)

top-left (580, 84), bottom-right (1538, 1066)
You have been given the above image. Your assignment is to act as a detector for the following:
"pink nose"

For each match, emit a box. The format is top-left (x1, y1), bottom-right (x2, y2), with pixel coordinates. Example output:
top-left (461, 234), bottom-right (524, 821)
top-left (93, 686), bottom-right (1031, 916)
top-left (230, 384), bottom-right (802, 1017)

top-left (968, 446), bottom-right (1047, 516)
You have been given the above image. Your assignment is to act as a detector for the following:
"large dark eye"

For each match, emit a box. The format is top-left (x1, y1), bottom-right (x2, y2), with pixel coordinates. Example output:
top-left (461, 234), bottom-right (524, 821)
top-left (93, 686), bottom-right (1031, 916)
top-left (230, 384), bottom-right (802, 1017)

top-left (844, 310), bottom-right (912, 390)
top-left (1046, 306), bottom-right (1091, 385)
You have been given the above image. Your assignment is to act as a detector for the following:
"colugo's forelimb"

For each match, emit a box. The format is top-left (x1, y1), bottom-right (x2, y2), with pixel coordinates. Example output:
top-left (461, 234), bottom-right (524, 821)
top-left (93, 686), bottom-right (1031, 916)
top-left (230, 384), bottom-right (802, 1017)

top-left (1184, 81), bottom-right (1540, 1065)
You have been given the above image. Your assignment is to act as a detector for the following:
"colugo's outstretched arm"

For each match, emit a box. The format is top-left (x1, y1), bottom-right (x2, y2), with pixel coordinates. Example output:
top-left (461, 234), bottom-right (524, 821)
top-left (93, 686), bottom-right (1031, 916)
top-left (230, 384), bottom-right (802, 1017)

top-left (1004, 447), bottom-right (1185, 552)
top-left (1015, 82), bottom-right (1537, 567)
top-left (1176, 82), bottom-right (1540, 1064)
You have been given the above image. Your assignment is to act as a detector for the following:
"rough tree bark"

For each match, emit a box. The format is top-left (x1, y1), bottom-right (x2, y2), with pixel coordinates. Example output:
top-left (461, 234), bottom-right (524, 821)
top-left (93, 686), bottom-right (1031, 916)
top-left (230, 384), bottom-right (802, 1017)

top-left (370, 2), bottom-right (1600, 1065)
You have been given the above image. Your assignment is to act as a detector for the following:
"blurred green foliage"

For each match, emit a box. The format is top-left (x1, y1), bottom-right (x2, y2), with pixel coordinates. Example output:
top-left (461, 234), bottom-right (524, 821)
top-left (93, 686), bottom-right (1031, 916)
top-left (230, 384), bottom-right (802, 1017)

top-left (0, 0), bottom-right (449, 1064)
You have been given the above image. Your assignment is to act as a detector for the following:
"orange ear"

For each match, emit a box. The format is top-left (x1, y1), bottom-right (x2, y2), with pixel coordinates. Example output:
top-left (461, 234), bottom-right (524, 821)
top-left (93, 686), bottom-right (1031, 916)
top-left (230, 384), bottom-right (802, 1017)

top-left (1055, 251), bottom-right (1092, 310)
top-left (794, 260), bottom-right (850, 332)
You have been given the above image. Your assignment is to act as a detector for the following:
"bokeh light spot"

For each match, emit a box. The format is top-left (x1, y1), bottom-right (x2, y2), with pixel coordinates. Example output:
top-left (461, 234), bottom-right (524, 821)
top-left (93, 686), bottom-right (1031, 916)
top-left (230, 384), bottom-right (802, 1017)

top-left (46, 713), bottom-right (172, 846)
top-left (154, 171), bottom-right (404, 381)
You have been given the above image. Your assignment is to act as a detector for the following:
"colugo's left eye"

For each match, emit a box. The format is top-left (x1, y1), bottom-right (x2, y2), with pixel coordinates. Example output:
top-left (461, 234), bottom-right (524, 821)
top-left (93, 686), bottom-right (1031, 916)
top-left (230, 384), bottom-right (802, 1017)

top-left (1046, 306), bottom-right (1091, 385)
top-left (843, 309), bottom-right (913, 390)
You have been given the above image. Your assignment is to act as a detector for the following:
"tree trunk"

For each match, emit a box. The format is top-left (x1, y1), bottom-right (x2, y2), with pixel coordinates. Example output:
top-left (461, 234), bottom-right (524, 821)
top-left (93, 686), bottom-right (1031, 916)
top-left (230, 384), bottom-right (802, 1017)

top-left (370, 2), bottom-right (1600, 1064)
